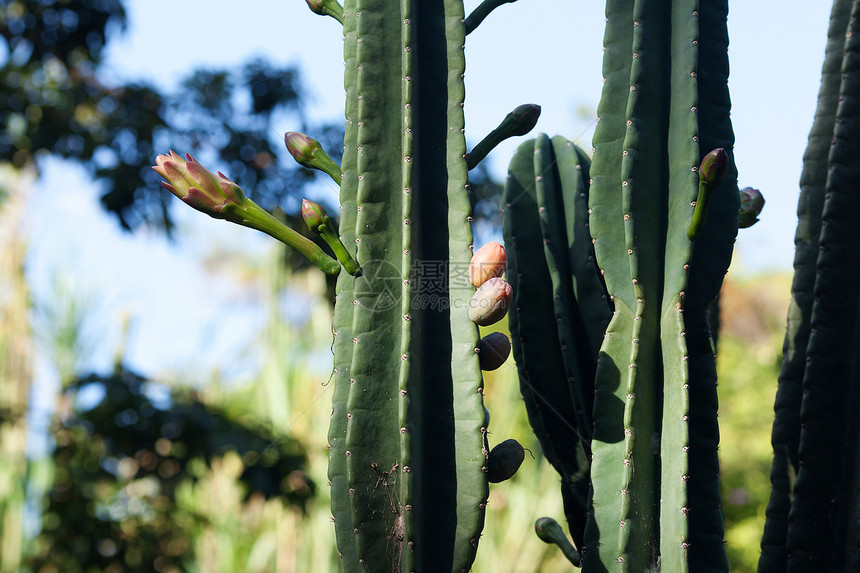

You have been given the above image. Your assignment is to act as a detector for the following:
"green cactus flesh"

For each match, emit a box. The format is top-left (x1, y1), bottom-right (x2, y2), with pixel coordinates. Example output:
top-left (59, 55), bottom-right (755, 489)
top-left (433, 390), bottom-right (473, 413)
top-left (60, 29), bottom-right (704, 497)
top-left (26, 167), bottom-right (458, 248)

top-left (328, 2), bottom-right (488, 572)
top-left (503, 135), bottom-right (598, 551)
top-left (503, 1), bottom-right (737, 570)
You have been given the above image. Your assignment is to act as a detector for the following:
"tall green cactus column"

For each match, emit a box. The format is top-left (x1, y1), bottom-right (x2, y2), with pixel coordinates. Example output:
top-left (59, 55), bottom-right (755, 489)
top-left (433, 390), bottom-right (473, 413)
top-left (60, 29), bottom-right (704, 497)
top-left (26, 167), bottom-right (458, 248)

top-left (583, 1), bottom-right (736, 570)
top-left (327, 1), bottom-right (488, 571)
top-left (502, 1), bottom-right (738, 570)
top-left (759, 0), bottom-right (860, 570)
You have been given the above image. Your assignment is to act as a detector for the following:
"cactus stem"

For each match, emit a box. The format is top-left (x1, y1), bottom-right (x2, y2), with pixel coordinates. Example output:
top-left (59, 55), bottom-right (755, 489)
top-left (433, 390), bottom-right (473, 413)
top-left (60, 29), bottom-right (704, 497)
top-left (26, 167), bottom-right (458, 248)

top-left (241, 202), bottom-right (342, 275)
top-left (463, 0), bottom-right (518, 35)
top-left (534, 517), bottom-right (583, 567)
top-left (465, 104), bottom-right (541, 170)
top-left (686, 148), bottom-right (729, 240)
top-left (302, 199), bottom-right (362, 276)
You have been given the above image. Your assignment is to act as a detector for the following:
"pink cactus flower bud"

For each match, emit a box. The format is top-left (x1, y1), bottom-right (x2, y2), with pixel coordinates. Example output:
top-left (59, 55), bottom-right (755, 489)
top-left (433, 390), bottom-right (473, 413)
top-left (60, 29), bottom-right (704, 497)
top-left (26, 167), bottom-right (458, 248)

top-left (469, 241), bottom-right (507, 287)
top-left (284, 132), bottom-right (318, 166)
top-left (284, 131), bottom-right (342, 185)
top-left (477, 332), bottom-right (511, 371)
top-left (468, 277), bottom-right (513, 326)
top-left (303, 0), bottom-right (344, 23)
top-left (301, 198), bottom-right (330, 232)
top-left (152, 151), bottom-right (248, 222)
top-left (738, 187), bottom-right (765, 228)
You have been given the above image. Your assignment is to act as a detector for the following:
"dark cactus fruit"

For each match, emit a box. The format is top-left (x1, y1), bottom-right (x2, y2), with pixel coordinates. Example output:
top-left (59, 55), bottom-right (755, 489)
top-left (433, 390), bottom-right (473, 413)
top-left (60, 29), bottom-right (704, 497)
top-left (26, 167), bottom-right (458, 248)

top-left (486, 439), bottom-right (525, 483)
top-left (477, 332), bottom-right (511, 371)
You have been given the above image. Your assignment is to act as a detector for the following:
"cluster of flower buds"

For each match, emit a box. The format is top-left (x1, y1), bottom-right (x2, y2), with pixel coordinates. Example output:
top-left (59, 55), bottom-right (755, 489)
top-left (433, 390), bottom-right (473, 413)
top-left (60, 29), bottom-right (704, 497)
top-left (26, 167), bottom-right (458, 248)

top-left (152, 151), bottom-right (344, 275)
top-left (467, 241), bottom-right (513, 370)
top-left (153, 130), bottom-right (366, 277)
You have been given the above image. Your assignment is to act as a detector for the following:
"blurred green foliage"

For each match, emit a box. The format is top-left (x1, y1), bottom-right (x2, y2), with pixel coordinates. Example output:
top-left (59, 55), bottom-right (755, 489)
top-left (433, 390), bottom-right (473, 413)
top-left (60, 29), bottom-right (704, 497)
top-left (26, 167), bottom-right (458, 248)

top-left (25, 366), bottom-right (313, 573)
top-left (716, 274), bottom-right (792, 573)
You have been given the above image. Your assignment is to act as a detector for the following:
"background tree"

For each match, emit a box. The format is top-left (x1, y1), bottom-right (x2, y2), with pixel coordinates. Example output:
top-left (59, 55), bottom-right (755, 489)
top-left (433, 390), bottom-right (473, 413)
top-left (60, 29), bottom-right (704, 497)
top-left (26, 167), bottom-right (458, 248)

top-left (0, 0), bottom-right (341, 233)
top-left (24, 365), bottom-right (314, 572)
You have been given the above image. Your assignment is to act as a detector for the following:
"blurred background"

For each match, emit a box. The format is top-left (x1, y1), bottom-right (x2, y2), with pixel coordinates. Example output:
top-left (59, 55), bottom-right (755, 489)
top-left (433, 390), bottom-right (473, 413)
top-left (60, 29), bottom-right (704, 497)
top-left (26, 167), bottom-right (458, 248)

top-left (0, 1), bottom-right (832, 571)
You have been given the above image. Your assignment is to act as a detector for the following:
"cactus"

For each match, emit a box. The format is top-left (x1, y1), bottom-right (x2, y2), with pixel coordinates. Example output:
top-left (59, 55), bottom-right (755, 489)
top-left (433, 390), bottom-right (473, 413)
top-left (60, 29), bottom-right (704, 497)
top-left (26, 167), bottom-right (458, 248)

top-left (504, 133), bottom-right (607, 553)
top-left (154, 0), bottom-right (536, 568)
top-left (758, 0), bottom-right (860, 570)
top-left (503, 0), bottom-right (738, 569)
top-left (322, 2), bottom-right (531, 571)
top-left (151, 0), bottom-right (860, 569)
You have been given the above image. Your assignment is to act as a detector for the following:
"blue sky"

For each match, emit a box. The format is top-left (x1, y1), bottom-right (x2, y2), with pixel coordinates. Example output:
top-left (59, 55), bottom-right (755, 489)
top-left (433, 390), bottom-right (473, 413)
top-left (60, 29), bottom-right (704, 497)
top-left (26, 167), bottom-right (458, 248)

top-left (23, 1), bottom-right (834, 394)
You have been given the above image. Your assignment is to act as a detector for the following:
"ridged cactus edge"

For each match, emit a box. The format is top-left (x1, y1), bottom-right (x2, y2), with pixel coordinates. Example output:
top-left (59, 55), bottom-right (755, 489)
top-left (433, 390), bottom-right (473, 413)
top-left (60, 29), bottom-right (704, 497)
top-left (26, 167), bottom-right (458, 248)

top-left (502, 1), bottom-right (738, 570)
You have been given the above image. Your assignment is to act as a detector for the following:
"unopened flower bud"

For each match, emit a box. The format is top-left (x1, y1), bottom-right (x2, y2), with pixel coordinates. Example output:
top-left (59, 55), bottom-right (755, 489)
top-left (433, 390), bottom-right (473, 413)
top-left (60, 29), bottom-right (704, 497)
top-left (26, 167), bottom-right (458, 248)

top-left (477, 332), bottom-right (511, 371)
top-left (468, 278), bottom-right (513, 326)
top-left (508, 104), bottom-right (542, 137)
top-left (304, 0), bottom-right (344, 23)
top-left (466, 103), bottom-right (541, 170)
top-left (300, 198), bottom-right (361, 276)
top-left (486, 438), bottom-right (524, 483)
top-left (534, 517), bottom-right (565, 544)
top-left (738, 187), bottom-right (765, 228)
top-left (698, 148), bottom-right (728, 186)
top-left (284, 131), bottom-right (342, 185)
top-left (301, 198), bottom-right (330, 232)
top-left (534, 516), bottom-right (582, 566)
top-left (469, 241), bottom-right (507, 287)
top-left (153, 151), bottom-right (248, 223)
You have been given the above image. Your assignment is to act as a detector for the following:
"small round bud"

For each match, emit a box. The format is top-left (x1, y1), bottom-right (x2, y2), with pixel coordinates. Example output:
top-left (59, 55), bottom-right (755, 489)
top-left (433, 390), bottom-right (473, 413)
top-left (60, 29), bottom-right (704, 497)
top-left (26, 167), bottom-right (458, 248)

top-left (738, 186), bottom-right (765, 228)
top-left (477, 332), bottom-right (511, 370)
top-left (468, 278), bottom-right (513, 326)
top-left (469, 241), bottom-right (507, 287)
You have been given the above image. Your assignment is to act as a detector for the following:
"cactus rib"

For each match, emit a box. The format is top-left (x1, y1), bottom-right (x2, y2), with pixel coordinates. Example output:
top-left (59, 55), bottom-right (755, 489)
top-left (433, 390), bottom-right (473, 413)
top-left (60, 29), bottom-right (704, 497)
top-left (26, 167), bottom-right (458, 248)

top-left (758, 0), bottom-right (853, 569)
top-left (327, 1), bottom-right (360, 564)
top-left (785, 1), bottom-right (860, 568)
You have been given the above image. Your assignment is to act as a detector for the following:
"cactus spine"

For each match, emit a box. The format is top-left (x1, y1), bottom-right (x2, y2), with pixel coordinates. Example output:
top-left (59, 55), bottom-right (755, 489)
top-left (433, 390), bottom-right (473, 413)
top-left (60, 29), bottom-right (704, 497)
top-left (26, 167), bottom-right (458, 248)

top-left (759, 1), bottom-right (860, 570)
top-left (503, 1), bottom-right (738, 570)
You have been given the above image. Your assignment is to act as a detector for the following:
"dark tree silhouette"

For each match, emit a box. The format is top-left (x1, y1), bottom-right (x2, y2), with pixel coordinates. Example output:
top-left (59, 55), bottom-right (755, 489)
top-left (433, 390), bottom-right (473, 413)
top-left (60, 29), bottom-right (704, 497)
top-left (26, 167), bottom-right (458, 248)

top-left (0, 0), bottom-right (342, 235)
